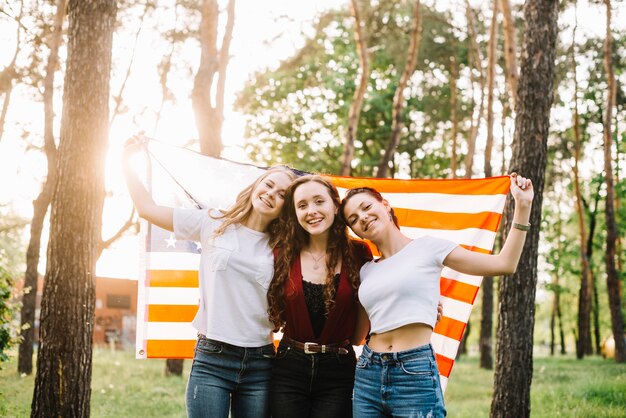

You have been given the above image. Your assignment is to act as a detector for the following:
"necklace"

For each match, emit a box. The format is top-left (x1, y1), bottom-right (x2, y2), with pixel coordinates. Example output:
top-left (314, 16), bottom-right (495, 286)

top-left (306, 249), bottom-right (326, 270)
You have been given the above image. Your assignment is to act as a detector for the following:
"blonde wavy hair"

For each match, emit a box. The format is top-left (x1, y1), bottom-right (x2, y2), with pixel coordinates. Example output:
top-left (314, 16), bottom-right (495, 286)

top-left (211, 165), bottom-right (297, 246)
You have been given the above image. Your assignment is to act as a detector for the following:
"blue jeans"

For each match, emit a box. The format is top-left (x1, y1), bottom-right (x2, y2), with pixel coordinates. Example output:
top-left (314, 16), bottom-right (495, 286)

top-left (186, 336), bottom-right (274, 418)
top-left (270, 340), bottom-right (357, 418)
top-left (353, 343), bottom-right (446, 418)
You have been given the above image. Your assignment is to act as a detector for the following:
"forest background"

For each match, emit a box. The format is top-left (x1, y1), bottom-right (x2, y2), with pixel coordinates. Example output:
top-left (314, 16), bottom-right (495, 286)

top-left (0, 0), bottom-right (624, 416)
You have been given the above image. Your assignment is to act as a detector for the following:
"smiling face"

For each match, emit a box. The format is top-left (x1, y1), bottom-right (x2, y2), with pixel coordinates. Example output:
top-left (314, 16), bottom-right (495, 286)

top-left (250, 170), bottom-right (294, 222)
top-left (292, 180), bottom-right (338, 238)
top-left (342, 190), bottom-right (393, 241)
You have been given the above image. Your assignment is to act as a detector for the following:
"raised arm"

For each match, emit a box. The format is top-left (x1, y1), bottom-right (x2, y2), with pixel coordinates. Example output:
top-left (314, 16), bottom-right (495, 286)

top-left (122, 142), bottom-right (174, 231)
top-left (442, 173), bottom-right (533, 277)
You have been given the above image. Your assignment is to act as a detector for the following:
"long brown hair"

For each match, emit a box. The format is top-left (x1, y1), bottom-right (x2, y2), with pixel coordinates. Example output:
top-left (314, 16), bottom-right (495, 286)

top-left (267, 175), bottom-right (362, 332)
top-left (211, 165), bottom-right (296, 246)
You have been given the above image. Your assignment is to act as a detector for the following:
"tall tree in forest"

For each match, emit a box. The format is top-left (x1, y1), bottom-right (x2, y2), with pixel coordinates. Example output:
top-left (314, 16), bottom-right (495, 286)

top-left (479, 0), bottom-right (498, 371)
top-left (490, 0), bottom-right (559, 416)
top-left (570, 5), bottom-right (593, 359)
top-left (376, 0), bottom-right (422, 178)
top-left (17, 0), bottom-right (66, 376)
top-left (464, 1), bottom-right (485, 178)
top-left (0, 0), bottom-right (24, 143)
top-left (31, 0), bottom-right (117, 416)
top-left (449, 54), bottom-right (459, 178)
top-left (548, 197), bottom-right (566, 356)
top-left (601, 0), bottom-right (625, 363)
top-left (499, 0), bottom-right (518, 109)
top-left (340, 0), bottom-right (370, 176)
top-left (191, 0), bottom-right (235, 157)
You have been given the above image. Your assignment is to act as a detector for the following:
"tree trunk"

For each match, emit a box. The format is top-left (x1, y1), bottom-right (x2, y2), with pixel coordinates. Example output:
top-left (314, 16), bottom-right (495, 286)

top-left (464, 1), bottom-right (485, 179)
top-left (449, 55), bottom-right (458, 178)
top-left (550, 202), bottom-right (565, 356)
top-left (458, 321), bottom-right (470, 357)
top-left (479, 276), bottom-right (494, 368)
top-left (479, 0), bottom-right (498, 370)
top-left (490, 1), bottom-right (558, 417)
top-left (570, 6), bottom-right (592, 359)
top-left (340, 0), bottom-right (370, 176)
top-left (376, 0), bottom-right (422, 178)
top-left (31, 1), bottom-right (116, 416)
top-left (18, 0), bottom-right (65, 376)
top-left (165, 359), bottom-right (184, 376)
top-left (601, 0), bottom-right (625, 363)
top-left (0, 0), bottom-right (23, 143)
top-left (499, 0), bottom-right (518, 109)
top-left (191, 0), bottom-right (235, 158)
top-left (586, 179), bottom-right (603, 355)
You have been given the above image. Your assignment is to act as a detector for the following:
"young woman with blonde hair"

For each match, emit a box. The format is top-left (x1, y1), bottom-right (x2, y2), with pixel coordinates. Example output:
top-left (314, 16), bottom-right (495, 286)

top-left (123, 142), bottom-right (296, 418)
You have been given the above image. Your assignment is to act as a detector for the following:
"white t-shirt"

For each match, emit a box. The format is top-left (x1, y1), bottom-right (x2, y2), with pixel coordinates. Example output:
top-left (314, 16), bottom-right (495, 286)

top-left (173, 208), bottom-right (275, 347)
top-left (358, 236), bottom-right (458, 334)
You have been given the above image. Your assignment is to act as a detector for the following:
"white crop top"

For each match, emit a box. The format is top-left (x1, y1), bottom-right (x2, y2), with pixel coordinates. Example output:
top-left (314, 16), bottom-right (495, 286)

top-left (358, 236), bottom-right (458, 334)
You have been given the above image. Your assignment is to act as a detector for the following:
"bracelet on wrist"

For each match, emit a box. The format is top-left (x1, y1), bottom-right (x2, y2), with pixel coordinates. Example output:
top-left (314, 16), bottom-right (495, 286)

top-left (512, 222), bottom-right (530, 232)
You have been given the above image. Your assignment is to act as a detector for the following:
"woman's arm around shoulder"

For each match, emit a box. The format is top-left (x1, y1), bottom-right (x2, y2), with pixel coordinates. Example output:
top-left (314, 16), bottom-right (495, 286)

top-left (350, 304), bottom-right (370, 346)
top-left (443, 173), bottom-right (533, 277)
top-left (122, 140), bottom-right (174, 231)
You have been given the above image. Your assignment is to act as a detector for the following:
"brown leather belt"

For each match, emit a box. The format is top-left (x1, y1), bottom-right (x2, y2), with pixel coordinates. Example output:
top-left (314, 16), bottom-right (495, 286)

top-left (282, 336), bottom-right (350, 355)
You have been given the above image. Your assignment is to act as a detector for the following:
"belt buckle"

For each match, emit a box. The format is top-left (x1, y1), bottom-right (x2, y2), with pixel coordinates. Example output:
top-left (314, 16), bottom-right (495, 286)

top-left (303, 342), bottom-right (317, 354)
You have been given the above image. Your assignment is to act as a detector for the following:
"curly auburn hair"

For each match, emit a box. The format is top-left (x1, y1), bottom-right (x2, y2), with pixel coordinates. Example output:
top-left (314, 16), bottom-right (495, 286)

top-left (267, 175), bottom-right (363, 332)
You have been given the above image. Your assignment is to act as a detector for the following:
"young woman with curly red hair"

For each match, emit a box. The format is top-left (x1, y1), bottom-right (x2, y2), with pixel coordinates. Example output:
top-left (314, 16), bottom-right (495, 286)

top-left (267, 175), bottom-right (373, 417)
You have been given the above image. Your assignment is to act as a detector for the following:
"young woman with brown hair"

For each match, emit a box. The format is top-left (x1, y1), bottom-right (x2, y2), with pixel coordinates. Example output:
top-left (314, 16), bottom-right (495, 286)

top-left (267, 175), bottom-right (372, 417)
top-left (340, 173), bottom-right (533, 417)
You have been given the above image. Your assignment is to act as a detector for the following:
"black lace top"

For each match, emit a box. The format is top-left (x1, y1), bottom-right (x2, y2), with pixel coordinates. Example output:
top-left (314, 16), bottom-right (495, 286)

top-left (302, 274), bottom-right (340, 338)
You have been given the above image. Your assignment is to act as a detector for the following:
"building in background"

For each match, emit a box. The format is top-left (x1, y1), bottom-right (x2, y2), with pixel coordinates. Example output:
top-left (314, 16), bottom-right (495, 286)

top-left (16, 276), bottom-right (137, 350)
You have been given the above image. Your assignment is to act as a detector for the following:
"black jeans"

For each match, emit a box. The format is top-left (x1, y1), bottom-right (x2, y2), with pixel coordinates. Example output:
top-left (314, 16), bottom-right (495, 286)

top-left (270, 340), bottom-right (357, 418)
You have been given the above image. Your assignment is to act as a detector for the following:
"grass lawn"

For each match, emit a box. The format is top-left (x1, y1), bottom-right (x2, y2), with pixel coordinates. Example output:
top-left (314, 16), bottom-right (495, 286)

top-left (1, 349), bottom-right (625, 417)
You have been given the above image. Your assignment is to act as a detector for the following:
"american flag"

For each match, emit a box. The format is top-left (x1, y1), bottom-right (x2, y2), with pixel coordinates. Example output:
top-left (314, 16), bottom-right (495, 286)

top-left (135, 140), bottom-right (510, 393)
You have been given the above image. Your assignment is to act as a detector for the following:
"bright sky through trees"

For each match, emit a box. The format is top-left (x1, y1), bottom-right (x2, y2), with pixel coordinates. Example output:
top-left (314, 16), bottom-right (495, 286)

top-left (0, 0), bottom-right (623, 279)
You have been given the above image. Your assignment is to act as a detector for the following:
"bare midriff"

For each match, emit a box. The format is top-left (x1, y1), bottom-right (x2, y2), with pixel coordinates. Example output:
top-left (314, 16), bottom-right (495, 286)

top-left (368, 323), bottom-right (433, 352)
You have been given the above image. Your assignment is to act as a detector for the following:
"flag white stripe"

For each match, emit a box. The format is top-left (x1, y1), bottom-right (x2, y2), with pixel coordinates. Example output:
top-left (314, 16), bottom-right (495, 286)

top-left (146, 322), bottom-right (198, 340)
top-left (146, 252), bottom-right (201, 270)
top-left (440, 376), bottom-right (448, 393)
top-left (136, 219), bottom-right (150, 359)
top-left (440, 296), bottom-right (473, 323)
top-left (336, 188), bottom-right (507, 214)
top-left (145, 288), bottom-right (200, 305)
top-left (431, 333), bottom-right (461, 360)
top-left (442, 268), bottom-right (484, 287)
top-left (400, 227), bottom-right (496, 250)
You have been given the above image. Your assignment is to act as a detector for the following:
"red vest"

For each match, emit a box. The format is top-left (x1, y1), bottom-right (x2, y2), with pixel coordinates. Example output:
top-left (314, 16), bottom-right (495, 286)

top-left (281, 241), bottom-right (372, 344)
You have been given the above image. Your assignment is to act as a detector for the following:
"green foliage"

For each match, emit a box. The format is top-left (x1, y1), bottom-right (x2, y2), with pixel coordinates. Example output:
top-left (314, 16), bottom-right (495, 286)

top-left (235, 0), bottom-right (474, 177)
top-left (0, 208), bottom-right (27, 367)
top-left (0, 267), bottom-right (14, 365)
top-left (1, 350), bottom-right (624, 417)
top-left (446, 355), bottom-right (626, 418)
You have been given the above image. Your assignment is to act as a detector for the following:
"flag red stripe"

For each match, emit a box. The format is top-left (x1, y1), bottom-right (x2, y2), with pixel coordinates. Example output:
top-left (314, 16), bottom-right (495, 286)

top-left (395, 209), bottom-right (502, 232)
top-left (146, 270), bottom-right (199, 287)
top-left (436, 353), bottom-right (454, 378)
top-left (324, 175), bottom-right (511, 195)
top-left (434, 316), bottom-right (467, 341)
top-left (148, 304), bottom-right (198, 322)
top-left (146, 340), bottom-right (195, 359)
top-left (440, 277), bottom-right (479, 305)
